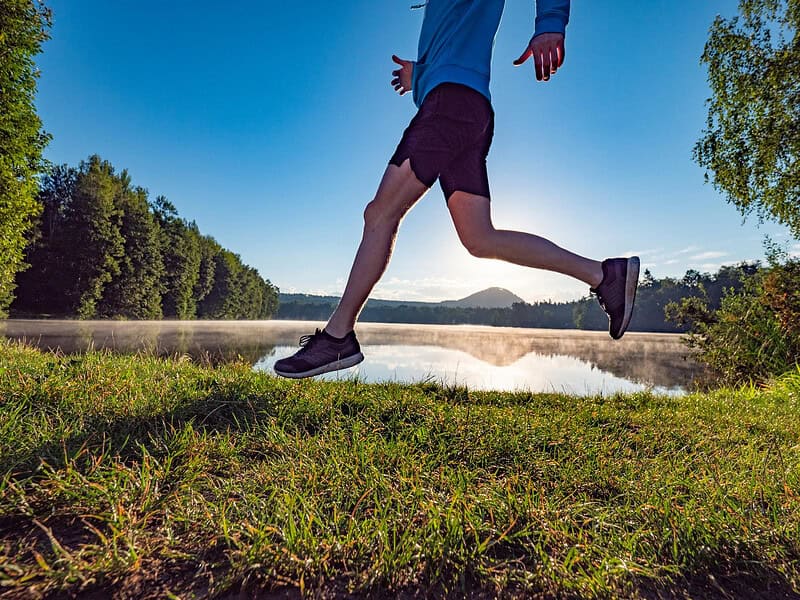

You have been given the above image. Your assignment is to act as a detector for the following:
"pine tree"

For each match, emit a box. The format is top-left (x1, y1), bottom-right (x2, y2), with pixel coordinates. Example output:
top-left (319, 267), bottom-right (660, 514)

top-left (99, 184), bottom-right (164, 319)
top-left (198, 250), bottom-right (243, 319)
top-left (193, 234), bottom-right (220, 307)
top-left (13, 164), bottom-right (77, 315)
top-left (64, 156), bottom-right (125, 319)
top-left (152, 197), bottom-right (201, 319)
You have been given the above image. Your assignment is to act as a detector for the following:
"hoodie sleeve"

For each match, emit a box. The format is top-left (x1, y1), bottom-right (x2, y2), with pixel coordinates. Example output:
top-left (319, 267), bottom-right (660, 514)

top-left (534, 0), bottom-right (570, 37)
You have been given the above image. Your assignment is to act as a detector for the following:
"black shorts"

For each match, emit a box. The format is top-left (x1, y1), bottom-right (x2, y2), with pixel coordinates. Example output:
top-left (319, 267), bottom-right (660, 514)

top-left (389, 82), bottom-right (494, 202)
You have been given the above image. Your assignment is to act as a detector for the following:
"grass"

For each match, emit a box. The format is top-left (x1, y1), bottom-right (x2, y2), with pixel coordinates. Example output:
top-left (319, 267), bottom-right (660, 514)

top-left (0, 339), bottom-right (798, 599)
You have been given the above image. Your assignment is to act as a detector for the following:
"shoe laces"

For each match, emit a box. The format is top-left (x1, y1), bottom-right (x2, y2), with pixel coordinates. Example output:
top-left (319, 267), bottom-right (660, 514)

top-left (297, 328), bottom-right (323, 353)
top-left (592, 289), bottom-right (608, 313)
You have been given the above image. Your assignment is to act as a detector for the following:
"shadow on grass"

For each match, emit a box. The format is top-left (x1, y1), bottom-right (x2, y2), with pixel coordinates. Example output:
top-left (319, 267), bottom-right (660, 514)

top-left (635, 569), bottom-right (800, 600)
top-left (4, 377), bottom-right (298, 478)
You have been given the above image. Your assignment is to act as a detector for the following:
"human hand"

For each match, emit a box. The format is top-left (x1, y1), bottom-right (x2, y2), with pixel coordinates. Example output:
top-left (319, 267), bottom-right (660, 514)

top-left (513, 32), bottom-right (565, 82)
top-left (391, 55), bottom-right (414, 95)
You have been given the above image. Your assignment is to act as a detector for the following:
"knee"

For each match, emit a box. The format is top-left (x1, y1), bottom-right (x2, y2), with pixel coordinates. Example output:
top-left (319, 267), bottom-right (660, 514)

top-left (461, 230), bottom-right (496, 259)
top-left (363, 200), bottom-right (400, 231)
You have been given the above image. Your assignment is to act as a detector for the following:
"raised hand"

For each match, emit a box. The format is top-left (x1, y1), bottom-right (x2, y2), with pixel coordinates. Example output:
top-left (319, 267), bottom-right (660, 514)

top-left (391, 55), bottom-right (414, 96)
top-left (513, 33), bottom-right (565, 82)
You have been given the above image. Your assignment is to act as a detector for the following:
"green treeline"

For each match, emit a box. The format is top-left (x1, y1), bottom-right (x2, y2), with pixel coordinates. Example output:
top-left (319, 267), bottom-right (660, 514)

top-left (12, 156), bottom-right (278, 320)
top-left (0, 1), bottom-right (51, 317)
top-left (276, 264), bottom-right (757, 332)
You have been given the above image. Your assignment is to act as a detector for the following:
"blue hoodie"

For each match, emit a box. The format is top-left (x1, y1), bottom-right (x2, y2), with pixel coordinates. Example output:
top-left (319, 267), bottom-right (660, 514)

top-left (411, 0), bottom-right (570, 107)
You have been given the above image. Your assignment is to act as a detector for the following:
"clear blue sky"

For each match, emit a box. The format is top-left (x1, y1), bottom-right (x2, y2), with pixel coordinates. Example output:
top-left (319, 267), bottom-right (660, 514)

top-left (35, 0), bottom-right (796, 303)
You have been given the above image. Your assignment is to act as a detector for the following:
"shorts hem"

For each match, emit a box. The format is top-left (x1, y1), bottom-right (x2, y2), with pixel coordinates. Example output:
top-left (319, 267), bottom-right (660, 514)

top-left (388, 154), bottom-right (436, 189)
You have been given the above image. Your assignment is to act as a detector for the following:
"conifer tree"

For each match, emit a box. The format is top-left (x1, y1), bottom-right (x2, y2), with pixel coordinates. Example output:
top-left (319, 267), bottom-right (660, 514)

top-left (99, 185), bottom-right (164, 319)
top-left (13, 164), bottom-right (76, 315)
top-left (193, 234), bottom-right (220, 307)
top-left (198, 250), bottom-right (243, 319)
top-left (152, 196), bottom-right (201, 319)
top-left (64, 156), bottom-right (125, 319)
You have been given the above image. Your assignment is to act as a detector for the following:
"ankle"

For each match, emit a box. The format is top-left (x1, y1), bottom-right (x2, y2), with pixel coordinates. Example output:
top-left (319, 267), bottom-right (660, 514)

top-left (324, 324), bottom-right (352, 339)
top-left (589, 261), bottom-right (605, 288)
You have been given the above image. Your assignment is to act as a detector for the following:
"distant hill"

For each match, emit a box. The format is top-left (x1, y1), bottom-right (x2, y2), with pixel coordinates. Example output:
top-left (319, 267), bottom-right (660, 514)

top-left (439, 287), bottom-right (525, 309)
top-left (279, 287), bottom-right (525, 309)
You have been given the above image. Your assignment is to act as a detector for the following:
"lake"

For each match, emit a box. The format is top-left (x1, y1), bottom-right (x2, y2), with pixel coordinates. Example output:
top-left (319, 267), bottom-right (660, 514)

top-left (0, 320), bottom-right (701, 395)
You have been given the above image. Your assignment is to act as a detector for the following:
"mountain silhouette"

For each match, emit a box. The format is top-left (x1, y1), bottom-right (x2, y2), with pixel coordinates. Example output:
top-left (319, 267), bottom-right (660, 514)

top-left (439, 287), bottom-right (525, 309)
top-left (279, 287), bottom-right (525, 309)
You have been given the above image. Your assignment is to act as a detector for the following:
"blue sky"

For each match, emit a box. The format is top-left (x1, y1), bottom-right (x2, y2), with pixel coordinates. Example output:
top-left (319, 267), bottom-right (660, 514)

top-left (35, 0), bottom-right (796, 303)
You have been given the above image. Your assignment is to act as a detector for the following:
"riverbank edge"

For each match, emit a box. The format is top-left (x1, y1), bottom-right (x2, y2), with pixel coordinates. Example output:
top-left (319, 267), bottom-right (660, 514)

top-left (1, 340), bottom-right (798, 599)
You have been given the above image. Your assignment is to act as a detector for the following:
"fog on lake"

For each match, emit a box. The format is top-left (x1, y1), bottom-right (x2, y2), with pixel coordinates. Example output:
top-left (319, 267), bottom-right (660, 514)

top-left (0, 320), bottom-right (702, 395)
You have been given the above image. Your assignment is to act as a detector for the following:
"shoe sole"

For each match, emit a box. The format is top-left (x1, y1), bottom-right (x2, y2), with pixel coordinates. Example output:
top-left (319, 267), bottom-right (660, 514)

top-left (274, 352), bottom-right (365, 379)
top-left (614, 256), bottom-right (640, 339)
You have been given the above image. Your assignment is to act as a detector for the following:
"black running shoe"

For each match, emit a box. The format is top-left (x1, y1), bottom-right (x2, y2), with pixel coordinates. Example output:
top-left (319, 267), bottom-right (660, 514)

top-left (274, 328), bottom-right (364, 379)
top-left (590, 257), bottom-right (640, 340)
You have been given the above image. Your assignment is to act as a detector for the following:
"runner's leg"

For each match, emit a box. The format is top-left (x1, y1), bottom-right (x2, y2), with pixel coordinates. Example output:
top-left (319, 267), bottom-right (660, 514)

top-left (447, 191), bottom-right (604, 288)
top-left (325, 158), bottom-right (428, 338)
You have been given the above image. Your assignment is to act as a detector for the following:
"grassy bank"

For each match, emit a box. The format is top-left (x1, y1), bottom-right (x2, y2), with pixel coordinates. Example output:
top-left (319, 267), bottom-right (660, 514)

top-left (0, 340), bottom-right (798, 599)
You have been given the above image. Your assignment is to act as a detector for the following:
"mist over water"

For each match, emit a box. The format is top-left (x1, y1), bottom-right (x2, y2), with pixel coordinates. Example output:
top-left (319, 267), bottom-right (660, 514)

top-left (1, 320), bottom-right (701, 395)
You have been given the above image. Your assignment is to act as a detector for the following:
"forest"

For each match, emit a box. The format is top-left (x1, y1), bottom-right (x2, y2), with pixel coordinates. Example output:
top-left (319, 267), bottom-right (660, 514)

top-left (11, 156), bottom-right (279, 320)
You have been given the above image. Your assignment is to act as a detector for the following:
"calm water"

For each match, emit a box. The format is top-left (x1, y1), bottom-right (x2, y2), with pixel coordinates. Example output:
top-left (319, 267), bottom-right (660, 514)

top-left (0, 320), bottom-right (702, 395)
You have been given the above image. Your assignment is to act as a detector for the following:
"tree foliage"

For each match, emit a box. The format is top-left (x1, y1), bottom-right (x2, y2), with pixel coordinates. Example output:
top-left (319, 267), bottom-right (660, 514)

top-left (98, 185), bottom-right (163, 319)
top-left (13, 164), bottom-right (76, 314)
top-left (666, 255), bottom-right (799, 386)
top-left (0, 0), bottom-right (51, 316)
top-left (65, 157), bottom-right (125, 318)
top-left (695, 0), bottom-right (800, 236)
top-left (152, 196), bottom-right (201, 319)
top-left (198, 250), bottom-right (278, 320)
top-left (13, 156), bottom-right (279, 321)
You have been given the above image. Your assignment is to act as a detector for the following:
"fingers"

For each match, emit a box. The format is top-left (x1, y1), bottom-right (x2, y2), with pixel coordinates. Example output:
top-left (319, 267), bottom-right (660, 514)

top-left (513, 47), bottom-right (532, 66)
top-left (391, 76), bottom-right (409, 95)
top-left (542, 49), bottom-right (552, 81)
top-left (533, 48), bottom-right (544, 81)
top-left (518, 34), bottom-right (566, 82)
top-left (391, 55), bottom-right (412, 95)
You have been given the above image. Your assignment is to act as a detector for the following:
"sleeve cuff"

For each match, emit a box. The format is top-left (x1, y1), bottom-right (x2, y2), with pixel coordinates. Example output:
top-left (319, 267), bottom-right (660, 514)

top-left (534, 15), bottom-right (567, 37)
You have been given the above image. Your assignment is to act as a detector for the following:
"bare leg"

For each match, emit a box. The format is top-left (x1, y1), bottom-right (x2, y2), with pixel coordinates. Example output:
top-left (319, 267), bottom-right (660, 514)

top-left (325, 159), bottom-right (428, 338)
top-left (448, 191), bottom-right (604, 287)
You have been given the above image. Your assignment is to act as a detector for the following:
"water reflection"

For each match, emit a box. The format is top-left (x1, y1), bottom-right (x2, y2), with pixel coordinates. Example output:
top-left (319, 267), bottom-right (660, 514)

top-left (0, 319), bottom-right (278, 365)
top-left (1, 320), bottom-right (701, 394)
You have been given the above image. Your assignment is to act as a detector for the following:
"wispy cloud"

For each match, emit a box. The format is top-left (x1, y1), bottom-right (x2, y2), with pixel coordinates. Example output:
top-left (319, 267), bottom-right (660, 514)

top-left (689, 251), bottom-right (729, 261)
top-left (622, 248), bottom-right (663, 258)
top-left (646, 246), bottom-right (757, 274)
